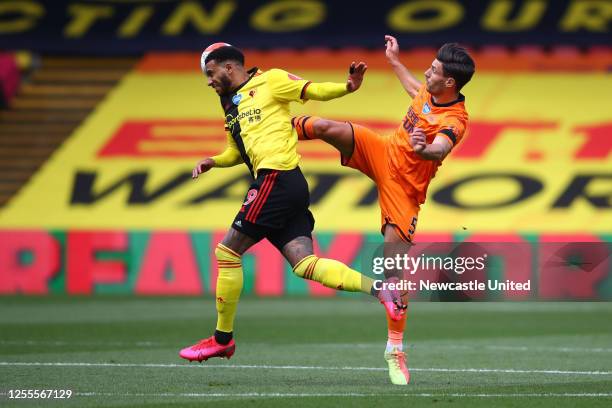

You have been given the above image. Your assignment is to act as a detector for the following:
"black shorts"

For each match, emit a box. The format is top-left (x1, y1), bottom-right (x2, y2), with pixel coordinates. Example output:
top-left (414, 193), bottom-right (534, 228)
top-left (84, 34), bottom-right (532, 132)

top-left (232, 167), bottom-right (315, 250)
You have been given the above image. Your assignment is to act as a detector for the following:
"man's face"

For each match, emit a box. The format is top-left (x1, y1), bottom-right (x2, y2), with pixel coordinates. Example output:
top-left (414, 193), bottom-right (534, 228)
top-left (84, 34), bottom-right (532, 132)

top-left (204, 60), bottom-right (233, 96)
top-left (424, 59), bottom-right (453, 95)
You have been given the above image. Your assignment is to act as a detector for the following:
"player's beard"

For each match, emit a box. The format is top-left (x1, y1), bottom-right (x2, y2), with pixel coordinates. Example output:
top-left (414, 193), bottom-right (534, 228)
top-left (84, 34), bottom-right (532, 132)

top-left (217, 74), bottom-right (234, 96)
top-left (426, 80), bottom-right (443, 96)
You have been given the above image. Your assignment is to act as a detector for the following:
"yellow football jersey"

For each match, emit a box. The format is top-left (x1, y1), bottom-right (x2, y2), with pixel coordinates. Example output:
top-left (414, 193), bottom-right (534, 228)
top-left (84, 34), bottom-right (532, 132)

top-left (218, 68), bottom-right (310, 177)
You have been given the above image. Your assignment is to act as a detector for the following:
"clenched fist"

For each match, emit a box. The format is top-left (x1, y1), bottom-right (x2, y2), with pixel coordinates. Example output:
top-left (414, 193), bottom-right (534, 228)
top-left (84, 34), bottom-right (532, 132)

top-left (192, 157), bottom-right (215, 179)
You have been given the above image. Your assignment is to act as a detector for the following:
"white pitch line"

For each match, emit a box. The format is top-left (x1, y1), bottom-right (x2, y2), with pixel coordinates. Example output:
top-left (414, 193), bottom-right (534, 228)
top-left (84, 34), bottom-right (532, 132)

top-left (4, 392), bottom-right (608, 398)
top-left (0, 361), bottom-right (610, 376)
top-left (484, 345), bottom-right (612, 353)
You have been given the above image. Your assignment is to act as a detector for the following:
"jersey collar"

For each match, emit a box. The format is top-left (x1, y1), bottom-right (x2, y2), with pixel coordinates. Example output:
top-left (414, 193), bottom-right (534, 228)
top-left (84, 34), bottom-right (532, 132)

top-left (430, 93), bottom-right (465, 107)
top-left (231, 67), bottom-right (260, 94)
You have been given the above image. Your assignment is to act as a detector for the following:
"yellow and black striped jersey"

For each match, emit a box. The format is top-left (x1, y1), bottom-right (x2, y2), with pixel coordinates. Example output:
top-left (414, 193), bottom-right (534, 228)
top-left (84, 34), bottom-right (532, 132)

top-left (217, 68), bottom-right (310, 178)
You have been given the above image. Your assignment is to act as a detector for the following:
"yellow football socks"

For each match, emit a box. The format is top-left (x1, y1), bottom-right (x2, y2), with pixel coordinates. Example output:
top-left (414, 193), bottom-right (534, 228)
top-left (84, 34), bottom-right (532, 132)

top-left (293, 255), bottom-right (373, 294)
top-left (214, 243), bottom-right (243, 333)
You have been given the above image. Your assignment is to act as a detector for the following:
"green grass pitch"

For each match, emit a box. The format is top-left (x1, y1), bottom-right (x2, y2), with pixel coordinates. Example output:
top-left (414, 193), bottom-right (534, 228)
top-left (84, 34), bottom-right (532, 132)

top-left (1, 296), bottom-right (612, 407)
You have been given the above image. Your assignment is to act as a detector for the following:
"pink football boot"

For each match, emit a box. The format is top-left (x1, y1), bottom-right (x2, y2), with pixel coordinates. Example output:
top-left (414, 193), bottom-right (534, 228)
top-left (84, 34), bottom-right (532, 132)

top-left (377, 276), bottom-right (408, 321)
top-left (179, 336), bottom-right (235, 362)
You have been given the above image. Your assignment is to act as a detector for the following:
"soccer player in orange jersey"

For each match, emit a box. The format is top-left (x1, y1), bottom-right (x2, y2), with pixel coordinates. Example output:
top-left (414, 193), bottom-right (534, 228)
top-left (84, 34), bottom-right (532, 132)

top-left (292, 36), bottom-right (475, 385)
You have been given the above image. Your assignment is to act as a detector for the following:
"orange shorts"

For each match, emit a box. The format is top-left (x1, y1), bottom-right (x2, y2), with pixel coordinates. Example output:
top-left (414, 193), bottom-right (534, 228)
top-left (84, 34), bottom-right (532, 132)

top-left (342, 124), bottom-right (420, 242)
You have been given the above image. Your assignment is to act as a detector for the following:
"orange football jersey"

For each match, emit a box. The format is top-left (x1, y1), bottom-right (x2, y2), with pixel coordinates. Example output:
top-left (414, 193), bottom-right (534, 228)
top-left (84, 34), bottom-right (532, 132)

top-left (387, 85), bottom-right (468, 204)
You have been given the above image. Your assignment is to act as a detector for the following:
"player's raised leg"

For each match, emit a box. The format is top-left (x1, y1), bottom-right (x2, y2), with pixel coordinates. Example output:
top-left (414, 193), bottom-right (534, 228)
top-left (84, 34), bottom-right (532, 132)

top-left (278, 235), bottom-right (406, 316)
top-left (292, 116), bottom-right (354, 159)
top-left (282, 236), bottom-right (372, 293)
top-left (179, 228), bottom-right (257, 362)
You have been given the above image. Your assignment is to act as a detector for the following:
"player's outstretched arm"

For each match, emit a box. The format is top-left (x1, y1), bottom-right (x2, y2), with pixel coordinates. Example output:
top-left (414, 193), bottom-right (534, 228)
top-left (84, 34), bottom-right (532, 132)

top-left (385, 35), bottom-right (422, 98)
top-left (193, 133), bottom-right (243, 179)
top-left (303, 61), bottom-right (367, 101)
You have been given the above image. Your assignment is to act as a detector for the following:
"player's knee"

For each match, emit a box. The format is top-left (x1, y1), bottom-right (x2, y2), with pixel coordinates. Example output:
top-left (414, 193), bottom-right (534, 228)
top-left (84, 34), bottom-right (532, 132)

top-left (215, 243), bottom-right (241, 262)
top-left (292, 255), bottom-right (317, 279)
top-left (313, 119), bottom-right (332, 136)
top-left (214, 244), bottom-right (226, 260)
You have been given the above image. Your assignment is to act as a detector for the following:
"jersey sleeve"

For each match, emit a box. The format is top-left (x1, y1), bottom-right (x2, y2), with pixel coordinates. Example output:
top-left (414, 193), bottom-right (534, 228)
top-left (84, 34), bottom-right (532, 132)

top-left (303, 82), bottom-right (348, 101)
top-left (267, 68), bottom-right (311, 103)
top-left (211, 130), bottom-right (244, 168)
top-left (437, 115), bottom-right (467, 148)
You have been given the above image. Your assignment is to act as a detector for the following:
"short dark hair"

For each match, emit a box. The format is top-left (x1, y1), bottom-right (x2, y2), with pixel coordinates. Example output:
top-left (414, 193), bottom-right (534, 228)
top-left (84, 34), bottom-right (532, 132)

top-left (436, 43), bottom-right (475, 91)
top-left (205, 46), bottom-right (245, 66)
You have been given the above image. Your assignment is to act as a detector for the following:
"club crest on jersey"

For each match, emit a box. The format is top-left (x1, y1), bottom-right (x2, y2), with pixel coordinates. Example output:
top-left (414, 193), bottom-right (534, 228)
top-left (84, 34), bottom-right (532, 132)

top-left (423, 103), bottom-right (431, 114)
top-left (243, 189), bottom-right (258, 206)
top-left (232, 94), bottom-right (242, 105)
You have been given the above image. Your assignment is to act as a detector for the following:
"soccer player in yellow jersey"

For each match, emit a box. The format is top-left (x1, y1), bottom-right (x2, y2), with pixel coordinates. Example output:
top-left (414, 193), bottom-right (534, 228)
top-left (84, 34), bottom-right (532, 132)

top-left (179, 43), bottom-right (405, 364)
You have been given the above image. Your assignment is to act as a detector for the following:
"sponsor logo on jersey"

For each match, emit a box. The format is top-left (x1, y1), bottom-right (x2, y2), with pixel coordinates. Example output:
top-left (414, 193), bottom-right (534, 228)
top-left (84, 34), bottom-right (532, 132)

top-left (232, 94), bottom-right (242, 105)
top-left (423, 102), bottom-right (431, 114)
top-left (226, 109), bottom-right (263, 130)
